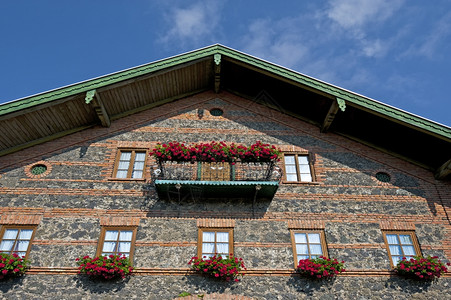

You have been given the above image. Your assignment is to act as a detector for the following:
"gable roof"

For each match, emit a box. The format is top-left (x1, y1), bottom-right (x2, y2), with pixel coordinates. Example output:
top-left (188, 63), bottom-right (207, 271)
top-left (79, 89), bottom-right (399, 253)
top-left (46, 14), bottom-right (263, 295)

top-left (0, 44), bottom-right (450, 179)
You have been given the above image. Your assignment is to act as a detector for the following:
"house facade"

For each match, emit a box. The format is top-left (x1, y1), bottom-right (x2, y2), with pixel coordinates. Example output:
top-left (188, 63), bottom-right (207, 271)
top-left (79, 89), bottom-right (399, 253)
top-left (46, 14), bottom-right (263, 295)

top-left (0, 45), bottom-right (450, 299)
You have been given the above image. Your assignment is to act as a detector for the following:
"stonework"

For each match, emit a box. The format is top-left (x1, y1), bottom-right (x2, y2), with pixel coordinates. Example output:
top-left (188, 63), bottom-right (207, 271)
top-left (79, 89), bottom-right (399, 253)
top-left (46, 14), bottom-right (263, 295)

top-left (0, 91), bottom-right (450, 299)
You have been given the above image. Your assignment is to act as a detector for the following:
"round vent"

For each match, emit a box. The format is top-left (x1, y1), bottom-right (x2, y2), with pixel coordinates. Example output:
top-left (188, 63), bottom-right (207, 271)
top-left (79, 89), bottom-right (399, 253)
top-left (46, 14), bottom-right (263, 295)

top-left (209, 108), bottom-right (224, 116)
top-left (31, 164), bottom-right (48, 175)
top-left (375, 172), bottom-right (391, 183)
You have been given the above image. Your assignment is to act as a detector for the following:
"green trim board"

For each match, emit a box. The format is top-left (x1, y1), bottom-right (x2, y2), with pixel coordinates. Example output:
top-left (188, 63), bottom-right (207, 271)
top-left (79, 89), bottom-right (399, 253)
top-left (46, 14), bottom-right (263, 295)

top-left (155, 179), bottom-right (279, 199)
top-left (1, 44), bottom-right (449, 139)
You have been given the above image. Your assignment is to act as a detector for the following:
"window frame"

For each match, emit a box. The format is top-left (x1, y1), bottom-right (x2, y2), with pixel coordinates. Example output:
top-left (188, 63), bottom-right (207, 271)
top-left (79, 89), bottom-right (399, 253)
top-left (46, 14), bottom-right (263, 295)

top-left (96, 226), bottom-right (138, 263)
top-left (197, 228), bottom-right (234, 259)
top-left (282, 152), bottom-right (315, 183)
top-left (112, 148), bottom-right (148, 180)
top-left (0, 225), bottom-right (36, 259)
top-left (290, 230), bottom-right (328, 267)
top-left (382, 230), bottom-right (421, 268)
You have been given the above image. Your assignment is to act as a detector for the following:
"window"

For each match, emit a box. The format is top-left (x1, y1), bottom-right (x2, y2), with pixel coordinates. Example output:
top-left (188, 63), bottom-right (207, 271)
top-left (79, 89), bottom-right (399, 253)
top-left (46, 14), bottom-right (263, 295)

top-left (283, 153), bottom-right (313, 182)
top-left (0, 226), bottom-right (35, 258)
top-left (113, 149), bottom-right (147, 179)
top-left (97, 227), bottom-right (137, 261)
top-left (291, 230), bottom-right (328, 266)
top-left (383, 231), bottom-right (420, 267)
top-left (198, 228), bottom-right (233, 259)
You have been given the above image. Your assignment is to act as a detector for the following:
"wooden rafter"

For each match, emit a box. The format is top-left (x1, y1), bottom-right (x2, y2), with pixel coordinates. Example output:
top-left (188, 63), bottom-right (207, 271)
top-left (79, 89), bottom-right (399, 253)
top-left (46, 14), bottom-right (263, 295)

top-left (321, 97), bottom-right (346, 133)
top-left (85, 89), bottom-right (110, 127)
top-left (435, 159), bottom-right (451, 180)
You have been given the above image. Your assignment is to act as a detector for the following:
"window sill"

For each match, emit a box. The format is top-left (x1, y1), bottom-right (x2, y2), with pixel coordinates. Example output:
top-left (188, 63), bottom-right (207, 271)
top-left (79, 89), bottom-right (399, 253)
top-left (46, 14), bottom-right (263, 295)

top-left (282, 181), bottom-right (321, 185)
top-left (107, 178), bottom-right (147, 182)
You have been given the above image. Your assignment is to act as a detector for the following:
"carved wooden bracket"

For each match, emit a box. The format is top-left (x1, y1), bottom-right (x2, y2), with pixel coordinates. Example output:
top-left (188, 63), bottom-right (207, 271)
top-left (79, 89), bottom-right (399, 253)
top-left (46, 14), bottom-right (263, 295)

top-left (214, 54), bottom-right (221, 93)
top-left (85, 89), bottom-right (111, 127)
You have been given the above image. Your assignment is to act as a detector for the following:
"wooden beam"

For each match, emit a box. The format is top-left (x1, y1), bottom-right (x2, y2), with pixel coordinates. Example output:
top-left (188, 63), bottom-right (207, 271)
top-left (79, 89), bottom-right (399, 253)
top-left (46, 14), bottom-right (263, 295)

top-left (321, 97), bottom-right (345, 133)
top-left (321, 100), bottom-right (339, 133)
top-left (85, 90), bottom-right (111, 127)
top-left (435, 159), bottom-right (451, 180)
top-left (214, 54), bottom-right (221, 93)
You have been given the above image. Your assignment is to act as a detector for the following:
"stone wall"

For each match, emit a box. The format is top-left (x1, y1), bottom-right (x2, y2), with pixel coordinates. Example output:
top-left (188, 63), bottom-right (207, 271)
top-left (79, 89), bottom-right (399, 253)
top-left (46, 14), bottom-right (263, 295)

top-left (0, 91), bottom-right (450, 298)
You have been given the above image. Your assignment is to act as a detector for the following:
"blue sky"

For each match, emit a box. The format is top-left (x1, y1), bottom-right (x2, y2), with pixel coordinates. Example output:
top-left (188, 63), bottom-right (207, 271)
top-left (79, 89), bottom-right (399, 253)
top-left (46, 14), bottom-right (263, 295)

top-left (1, 0), bottom-right (450, 126)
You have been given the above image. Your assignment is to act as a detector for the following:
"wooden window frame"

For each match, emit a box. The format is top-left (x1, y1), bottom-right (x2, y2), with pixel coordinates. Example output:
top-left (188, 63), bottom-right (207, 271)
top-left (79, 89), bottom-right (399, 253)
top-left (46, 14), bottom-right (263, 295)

top-left (290, 230), bottom-right (328, 267)
top-left (197, 228), bottom-right (234, 258)
top-left (0, 225), bottom-right (36, 259)
top-left (382, 230), bottom-right (421, 268)
top-left (112, 148), bottom-right (148, 180)
top-left (96, 226), bottom-right (138, 264)
top-left (282, 152), bottom-right (315, 183)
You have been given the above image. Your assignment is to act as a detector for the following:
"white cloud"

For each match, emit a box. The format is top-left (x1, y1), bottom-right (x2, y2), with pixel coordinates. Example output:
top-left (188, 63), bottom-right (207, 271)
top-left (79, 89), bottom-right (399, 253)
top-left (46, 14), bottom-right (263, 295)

top-left (242, 18), bottom-right (308, 68)
top-left (326, 0), bottom-right (404, 30)
top-left (361, 39), bottom-right (388, 58)
top-left (160, 0), bottom-right (224, 45)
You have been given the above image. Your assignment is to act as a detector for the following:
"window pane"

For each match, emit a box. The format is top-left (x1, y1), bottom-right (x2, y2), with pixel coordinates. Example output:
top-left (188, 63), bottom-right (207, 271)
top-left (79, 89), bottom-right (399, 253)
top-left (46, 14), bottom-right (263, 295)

top-left (118, 242), bottom-right (131, 253)
top-left (216, 243), bottom-right (229, 254)
top-left (284, 156), bottom-right (295, 164)
top-left (297, 255), bottom-right (309, 260)
top-left (131, 170), bottom-right (143, 178)
top-left (119, 231), bottom-right (133, 241)
top-left (202, 242), bottom-right (215, 254)
top-left (120, 152), bottom-right (132, 161)
top-left (104, 231), bottom-right (119, 241)
top-left (297, 156), bottom-right (309, 164)
top-left (3, 229), bottom-right (18, 240)
top-left (300, 173), bottom-right (312, 182)
top-left (134, 152), bottom-right (146, 162)
top-left (309, 244), bottom-right (323, 255)
top-left (298, 165), bottom-right (310, 173)
top-left (202, 253), bottom-right (213, 259)
top-left (15, 240), bottom-right (29, 251)
top-left (0, 240), bottom-right (14, 251)
top-left (294, 233), bottom-right (307, 244)
top-left (286, 174), bottom-right (298, 181)
top-left (202, 232), bottom-right (215, 242)
top-left (386, 234), bottom-right (398, 244)
top-left (402, 245), bottom-right (416, 256)
top-left (102, 241), bottom-right (117, 253)
top-left (399, 235), bottom-right (413, 245)
top-left (118, 161), bottom-right (131, 170)
top-left (116, 170), bottom-right (128, 178)
top-left (216, 232), bottom-right (229, 243)
top-left (133, 161), bottom-right (145, 171)
top-left (18, 229), bottom-right (33, 240)
top-left (285, 165), bottom-right (297, 173)
top-left (389, 245), bottom-right (402, 255)
top-left (392, 256), bottom-right (401, 265)
top-left (296, 244), bottom-right (309, 255)
top-left (308, 233), bottom-right (321, 244)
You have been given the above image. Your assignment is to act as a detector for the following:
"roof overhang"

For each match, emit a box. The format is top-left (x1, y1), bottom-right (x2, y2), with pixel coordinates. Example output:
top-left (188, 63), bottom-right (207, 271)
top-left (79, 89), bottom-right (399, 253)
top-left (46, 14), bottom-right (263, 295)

top-left (0, 44), bottom-right (450, 179)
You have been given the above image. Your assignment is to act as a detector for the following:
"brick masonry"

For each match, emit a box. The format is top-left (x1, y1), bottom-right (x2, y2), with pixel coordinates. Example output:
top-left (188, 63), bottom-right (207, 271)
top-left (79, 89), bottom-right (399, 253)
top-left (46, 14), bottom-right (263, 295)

top-left (0, 91), bottom-right (450, 299)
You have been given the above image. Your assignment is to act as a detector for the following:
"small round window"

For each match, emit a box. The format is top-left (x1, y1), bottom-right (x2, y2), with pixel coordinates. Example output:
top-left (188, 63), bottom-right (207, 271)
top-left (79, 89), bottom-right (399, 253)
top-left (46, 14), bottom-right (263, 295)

top-left (209, 108), bottom-right (224, 116)
top-left (375, 172), bottom-right (391, 183)
top-left (31, 164), bottom-right (48, 175)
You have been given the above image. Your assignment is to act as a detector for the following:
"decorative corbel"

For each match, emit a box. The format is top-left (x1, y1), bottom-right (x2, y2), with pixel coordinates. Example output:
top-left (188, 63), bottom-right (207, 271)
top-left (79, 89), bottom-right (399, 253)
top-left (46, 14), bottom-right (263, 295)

top-left (85, 89), bottom-right (111, 127)
top-left (321, 97), bottom-right (346, 133)
top-left (214, 54), bottom-right (221, 93)
top-left (435, 159), bottom-right (451, 180)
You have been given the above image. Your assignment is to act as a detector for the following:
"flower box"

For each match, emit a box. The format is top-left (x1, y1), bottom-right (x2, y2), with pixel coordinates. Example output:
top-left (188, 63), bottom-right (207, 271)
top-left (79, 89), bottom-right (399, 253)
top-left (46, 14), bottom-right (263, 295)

top-left (297, 256), bottom-right (345, 279)
top-left (0, 253), bottom-right (29, 280)
top-left (395, 256), bottom-right (449, 280)
top-left (76, 254), bottom-right (134, 280)
top-left (188, 254), bottom-right (246, 282)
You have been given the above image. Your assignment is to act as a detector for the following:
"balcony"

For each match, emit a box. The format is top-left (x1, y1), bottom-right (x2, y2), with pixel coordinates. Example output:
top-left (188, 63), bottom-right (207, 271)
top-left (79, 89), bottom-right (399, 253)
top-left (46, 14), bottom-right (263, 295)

top-left (153, 161), bottom-right (281, 201)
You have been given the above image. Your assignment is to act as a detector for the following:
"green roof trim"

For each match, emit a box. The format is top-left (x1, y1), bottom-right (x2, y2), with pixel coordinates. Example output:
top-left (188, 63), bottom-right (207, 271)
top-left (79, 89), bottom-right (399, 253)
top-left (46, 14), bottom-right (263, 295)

top-left (1, 44), bottom-right (449, 139)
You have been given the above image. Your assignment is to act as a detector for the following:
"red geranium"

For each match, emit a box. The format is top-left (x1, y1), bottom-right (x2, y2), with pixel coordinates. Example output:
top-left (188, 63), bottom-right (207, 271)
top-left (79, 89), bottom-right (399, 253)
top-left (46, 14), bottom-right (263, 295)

top-left (395, 256), bottom-right (449, 280)
top-left (297, 256), bottom-right (345, 279)
top-left (188, 254), bottom-right (246, 282)
top-left (76, 254), bottom-right (133, 280)
top-left (0, 253), bottom-right (29, 280)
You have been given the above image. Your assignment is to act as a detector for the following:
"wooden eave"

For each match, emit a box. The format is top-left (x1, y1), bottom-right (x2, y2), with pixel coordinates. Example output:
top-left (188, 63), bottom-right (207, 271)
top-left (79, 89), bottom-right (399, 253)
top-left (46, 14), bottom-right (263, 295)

top-left (0, 44), bottom-right (450, 179)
